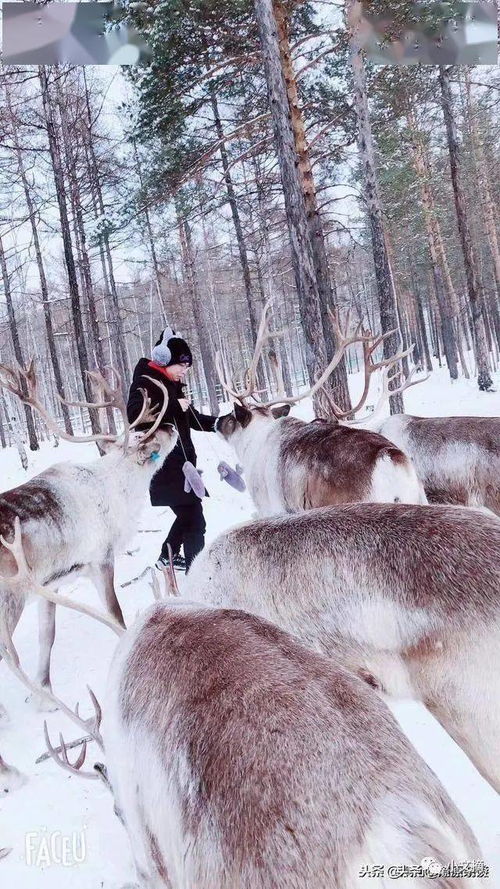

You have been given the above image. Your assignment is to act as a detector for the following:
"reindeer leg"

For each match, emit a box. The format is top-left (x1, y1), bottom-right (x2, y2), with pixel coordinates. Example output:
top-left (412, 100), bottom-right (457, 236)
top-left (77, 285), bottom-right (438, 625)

top-left (0, 751), bottom-right (27, 794)
top-left (407, 630), bottom-right (500, 794)
top-left (28, 600), bottom-right (58, 713)
top-left (0, 593), bottom-right (25, 723)
top-left (91, 555), bottom-right (126, 629)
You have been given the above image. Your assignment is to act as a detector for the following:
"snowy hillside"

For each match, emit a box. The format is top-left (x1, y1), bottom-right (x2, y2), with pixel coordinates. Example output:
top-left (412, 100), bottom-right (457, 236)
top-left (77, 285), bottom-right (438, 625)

top-left (1, 366), bottom-right (500, 887)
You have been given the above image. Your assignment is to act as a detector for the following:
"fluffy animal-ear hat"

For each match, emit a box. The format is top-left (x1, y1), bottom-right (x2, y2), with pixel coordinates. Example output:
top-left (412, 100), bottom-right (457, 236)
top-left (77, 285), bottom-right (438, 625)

top-left (152, 326), bottom-right (193, 367)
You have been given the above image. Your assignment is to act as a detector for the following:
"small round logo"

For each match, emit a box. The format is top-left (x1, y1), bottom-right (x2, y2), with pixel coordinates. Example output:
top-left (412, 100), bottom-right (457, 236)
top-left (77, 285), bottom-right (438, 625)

top-left (421, 857), bottom-right (442, 876)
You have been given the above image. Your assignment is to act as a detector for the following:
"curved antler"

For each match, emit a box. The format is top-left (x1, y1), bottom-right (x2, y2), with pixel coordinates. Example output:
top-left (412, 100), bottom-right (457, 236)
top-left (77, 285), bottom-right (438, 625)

top-left (0, 518), bottom-right (125, 637)
top-left (0, 360), bottom-right (170, 452)
top-left (215, 298), bottom-right (286, 405)
top-left (215, 299), bottom-right (428, 419)
top-left (0, 360), bottom-right (118, 445)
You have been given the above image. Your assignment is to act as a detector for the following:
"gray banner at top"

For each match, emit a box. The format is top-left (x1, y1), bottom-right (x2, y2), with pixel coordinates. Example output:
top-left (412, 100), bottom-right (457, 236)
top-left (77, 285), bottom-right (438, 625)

top-left (358, 1), bottom-right (498, 65)
top-left (2, 2), bottom-right (151, 65)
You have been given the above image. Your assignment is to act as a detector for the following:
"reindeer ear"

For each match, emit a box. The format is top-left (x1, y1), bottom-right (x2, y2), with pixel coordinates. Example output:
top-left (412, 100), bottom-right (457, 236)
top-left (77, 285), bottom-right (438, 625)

top-left (271, 405), bottom-right (291, 419)
top-left (234, 402), bottom-right (252, 428)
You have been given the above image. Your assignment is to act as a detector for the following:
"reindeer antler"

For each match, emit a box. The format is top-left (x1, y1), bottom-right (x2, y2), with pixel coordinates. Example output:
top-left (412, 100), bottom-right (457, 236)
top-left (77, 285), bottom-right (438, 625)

top-left (0, 610), bottom-right (104, 767)
top-left (318, 313), bottom-right (420, 420)
top-left (215, 298), bottom-right (285, 405)
top-left (0, 517), bottom-right (125, 637)
top-left (149, 544), bottom-right (180, 600)
top-left (0, 361), bottom-right (170, 451)
top-left (139, 376), bottom-right (171, 439)
top-left (0, 518), bottom-right (120, 783)
top-left (215, 299), bottom-right (427, 419)
top-left (42, 687), bottom-right (103, 780)
top-left (222, 304), bottom-right (374, 410)
top-left (0, 360), bottom-right (118, 445)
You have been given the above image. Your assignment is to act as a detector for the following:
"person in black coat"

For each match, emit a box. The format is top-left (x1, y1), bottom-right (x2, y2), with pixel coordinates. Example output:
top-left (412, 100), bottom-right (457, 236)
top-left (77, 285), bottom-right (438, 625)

top-left (127, 326), bottom-right (218, 572)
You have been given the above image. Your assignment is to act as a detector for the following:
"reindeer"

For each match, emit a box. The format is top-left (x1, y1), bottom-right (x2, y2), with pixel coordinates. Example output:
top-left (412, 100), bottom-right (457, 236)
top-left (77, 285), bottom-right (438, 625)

top-left (215, 301), bottom-right (427, 516)
top-left (376, 413), bottom-right (500, 516)
top-left (0, 548), bottom-right (485, 888)
top-left (0, 361), bottom-right (177, 791)
top-left (185, 502), bottom-right (500, 796)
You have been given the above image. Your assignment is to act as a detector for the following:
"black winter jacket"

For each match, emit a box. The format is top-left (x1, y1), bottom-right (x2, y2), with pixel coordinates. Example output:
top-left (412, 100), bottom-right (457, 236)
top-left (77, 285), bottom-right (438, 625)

top-left (127, 358), bottom-right (218, 507)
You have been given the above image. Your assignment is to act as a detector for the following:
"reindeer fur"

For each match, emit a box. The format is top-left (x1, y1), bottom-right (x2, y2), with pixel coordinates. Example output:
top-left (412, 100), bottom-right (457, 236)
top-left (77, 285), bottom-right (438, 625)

top-left (186, 503), bottom-right (500, 794)
top-left (0, 428), bottom-right (176, 791)
top-left (378, 415), bottom-right (500, 515)
top-left (216, 406), bottom-right (427, 516)
top-left (103, 599), bottom-right (482, 889)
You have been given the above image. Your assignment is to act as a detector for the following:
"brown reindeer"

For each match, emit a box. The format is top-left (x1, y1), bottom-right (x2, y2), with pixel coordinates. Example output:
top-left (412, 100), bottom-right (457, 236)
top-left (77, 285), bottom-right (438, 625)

top-left (0, 549), bottom-right (485, 888)
top-left (215, 300), bottom-right (427, 516)
top-left (0, 361), bottom-right (176, 791)
top-left (186, 501), bottom-right (500, 795)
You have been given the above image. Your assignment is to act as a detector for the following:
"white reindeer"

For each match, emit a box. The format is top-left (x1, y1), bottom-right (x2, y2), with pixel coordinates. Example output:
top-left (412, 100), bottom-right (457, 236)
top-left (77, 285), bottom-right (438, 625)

top-left (185, 501), bottom-right (500, 795)
top-left (0, 555), bottom-right (485, 889)
top-left (377, 413), bottom-right (500, 515)
top-left (215, 301), bottom-right (427, 516)
top-left (0, 361), bottom-right (177, 791)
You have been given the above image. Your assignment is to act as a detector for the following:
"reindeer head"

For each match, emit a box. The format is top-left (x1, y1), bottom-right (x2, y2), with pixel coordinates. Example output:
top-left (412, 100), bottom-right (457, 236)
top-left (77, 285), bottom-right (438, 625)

top-left (216, 402), bottom-right (291, 443)
top-left (126, 426), bottom-right (177, 468)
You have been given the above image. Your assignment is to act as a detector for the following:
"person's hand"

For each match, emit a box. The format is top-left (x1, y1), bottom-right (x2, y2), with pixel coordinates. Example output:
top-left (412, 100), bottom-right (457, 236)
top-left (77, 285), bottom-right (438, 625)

top-left (178, 398), bottom-right (191, 412)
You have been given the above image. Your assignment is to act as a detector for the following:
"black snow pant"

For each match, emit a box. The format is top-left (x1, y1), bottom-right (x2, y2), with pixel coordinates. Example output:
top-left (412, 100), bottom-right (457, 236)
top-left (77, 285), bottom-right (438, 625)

top-left (161, 502), bottom-right (207, 571)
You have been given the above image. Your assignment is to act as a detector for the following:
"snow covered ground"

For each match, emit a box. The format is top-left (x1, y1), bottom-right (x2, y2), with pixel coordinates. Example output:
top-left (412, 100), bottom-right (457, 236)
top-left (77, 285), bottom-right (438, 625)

top-left (1, 363), bottom-right (500, 887)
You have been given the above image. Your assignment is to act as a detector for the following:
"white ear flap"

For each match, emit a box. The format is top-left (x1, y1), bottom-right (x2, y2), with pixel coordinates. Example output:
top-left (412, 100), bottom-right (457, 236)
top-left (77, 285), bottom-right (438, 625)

top-left (152, 344), bottom-right (171, 365)
top-left (152, 327), bottom-right (174, 366)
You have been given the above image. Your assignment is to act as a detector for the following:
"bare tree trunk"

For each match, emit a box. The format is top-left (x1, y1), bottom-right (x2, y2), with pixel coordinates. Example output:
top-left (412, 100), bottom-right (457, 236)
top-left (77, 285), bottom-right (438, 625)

top-left (82, 70), bottom-right (128, 384)
top-left (384, 232), bottom-right (411, 376)
top-left (463, 69), bottom-right (500, 352)
top-left (0, 232), bottom-right (39, 450)
top-left (407, 102), bottom-right (469, 377)
top-left (252, 171), bottom-right (293, 397)
top-left (0, 393), bottom-right (28, 469)
top-left (254, 0), bottom-right (331, 417)
top-left (438, 66), bottom-right (492, 390)
top-left (427, 271), bottom-right (442, 364)
top-left (406, 108), bottom-right (458, 379)
top-left (56, 80), bottom-right (116, 435)
top-left (0, 399), bottom-right (5, 449)
top-left (346, 0), bottom-right (404, 414)
top-left (273, 0), bottom-right (351, 413)
top-left (132, 139), bottom-right (168, 326)
top-left (407, 294), bottom-right (423, 369)
top-left (4, 84), bottom-right (73, 435)
top-left (38, 66), bottom-right (102, 435)
top-left (408, 260), bottom-right (432, 372)
top-left (208, 86), bottom-right (260, 343)
top-left (177, 212), bottom-right (219, 415)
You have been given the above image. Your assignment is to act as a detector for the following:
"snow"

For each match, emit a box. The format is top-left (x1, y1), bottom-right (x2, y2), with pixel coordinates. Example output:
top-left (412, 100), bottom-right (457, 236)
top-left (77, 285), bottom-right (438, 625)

top-left (1, 363), bottom-right (500, 886)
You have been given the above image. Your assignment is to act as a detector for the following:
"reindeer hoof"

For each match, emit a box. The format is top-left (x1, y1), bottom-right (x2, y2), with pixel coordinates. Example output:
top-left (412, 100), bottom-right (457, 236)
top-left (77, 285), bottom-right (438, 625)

top-left (26, 690), bottom-right (58, 713)
top-left (1, 764), bottom-right (27, 794)
top-left (0, 704), bottom-right (10, 725)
